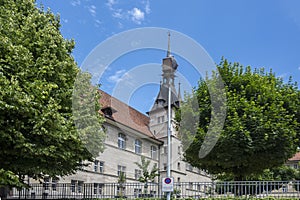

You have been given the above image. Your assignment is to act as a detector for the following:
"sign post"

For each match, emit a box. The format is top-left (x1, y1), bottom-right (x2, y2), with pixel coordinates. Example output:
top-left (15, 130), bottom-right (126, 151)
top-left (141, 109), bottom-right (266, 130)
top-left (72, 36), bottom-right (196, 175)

top-left (162, 177), bottom-right (174, 192)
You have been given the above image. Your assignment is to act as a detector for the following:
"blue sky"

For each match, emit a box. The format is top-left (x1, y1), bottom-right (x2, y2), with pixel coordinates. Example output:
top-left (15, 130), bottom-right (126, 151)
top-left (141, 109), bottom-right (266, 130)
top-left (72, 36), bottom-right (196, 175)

top-left (36, 0), bottom-right (300, 114)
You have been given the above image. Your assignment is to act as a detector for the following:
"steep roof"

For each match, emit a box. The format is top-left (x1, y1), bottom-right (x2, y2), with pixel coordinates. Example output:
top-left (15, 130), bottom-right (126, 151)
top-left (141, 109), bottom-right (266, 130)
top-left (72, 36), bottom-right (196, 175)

top-left (99, 90), bottom-right (157, 140)
top-left (149, 84), bottom-right (179, 113)
top-left (288, 152), bottom-right (300, 161)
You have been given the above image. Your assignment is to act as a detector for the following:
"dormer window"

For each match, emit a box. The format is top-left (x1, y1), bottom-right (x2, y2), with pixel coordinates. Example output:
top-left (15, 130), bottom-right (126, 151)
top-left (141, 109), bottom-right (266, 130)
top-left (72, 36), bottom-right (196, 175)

top-left (101, 106), bottom-right (116, 118)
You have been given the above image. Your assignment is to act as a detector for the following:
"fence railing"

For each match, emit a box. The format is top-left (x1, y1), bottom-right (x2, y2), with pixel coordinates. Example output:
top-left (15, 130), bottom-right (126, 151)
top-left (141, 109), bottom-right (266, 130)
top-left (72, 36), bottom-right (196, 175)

top-left (6, 181), bottom-right (300, 199)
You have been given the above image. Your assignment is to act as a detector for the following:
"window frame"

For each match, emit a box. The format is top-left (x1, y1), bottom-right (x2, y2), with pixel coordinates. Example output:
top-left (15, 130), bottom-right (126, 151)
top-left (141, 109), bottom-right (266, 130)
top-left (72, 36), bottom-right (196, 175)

top-left (118, 133), bottom-right (126, 149)
top-left (135, 169), bottom-right (141, 180)
top-left (94, 160), bottom-right (99, 172)
top-left (135, 139), bottom-right (142, 154)
top-left (117, 165), bottom-right (126, 177)
top-left (151, 145), bottom-right (157, 159)
top-left (99, 161), bottom-right (104, 173)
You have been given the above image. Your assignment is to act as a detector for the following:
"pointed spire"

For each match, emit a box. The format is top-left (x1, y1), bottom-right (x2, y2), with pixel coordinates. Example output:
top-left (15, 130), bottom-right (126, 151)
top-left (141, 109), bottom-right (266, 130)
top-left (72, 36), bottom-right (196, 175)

top-left (167, 31), bottom-right (171, 57)
top-left (157, 81), bottom-right (166, 103)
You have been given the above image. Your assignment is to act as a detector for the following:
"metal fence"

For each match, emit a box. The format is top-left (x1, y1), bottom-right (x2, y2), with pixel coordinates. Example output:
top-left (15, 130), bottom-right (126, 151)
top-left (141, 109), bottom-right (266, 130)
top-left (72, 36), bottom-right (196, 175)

top-left (6, 181), bottom-right (300, 199)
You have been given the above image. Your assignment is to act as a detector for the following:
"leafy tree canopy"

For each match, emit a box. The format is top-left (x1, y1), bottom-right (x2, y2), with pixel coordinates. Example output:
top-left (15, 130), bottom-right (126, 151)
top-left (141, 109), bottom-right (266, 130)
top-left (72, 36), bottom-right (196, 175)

top-left (0, 0), bottom-right (105, 187)
top-left (178, 58), bottom-right (300, 180)
top-left (135, 156), bottom-right (159, 194)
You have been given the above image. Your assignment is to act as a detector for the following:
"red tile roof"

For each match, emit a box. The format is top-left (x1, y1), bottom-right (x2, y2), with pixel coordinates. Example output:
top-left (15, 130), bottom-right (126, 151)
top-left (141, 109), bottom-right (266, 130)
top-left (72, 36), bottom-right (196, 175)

top-left (99, 90), bottom-right (157, 140)
top-left (289, 152), bottom-right (300, 161)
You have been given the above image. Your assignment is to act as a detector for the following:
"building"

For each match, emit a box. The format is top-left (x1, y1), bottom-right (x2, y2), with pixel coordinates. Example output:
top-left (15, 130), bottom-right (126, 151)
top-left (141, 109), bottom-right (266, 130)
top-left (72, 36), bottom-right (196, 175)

top-left (61, 36), bottom-right (211, 185)
top-left (286, 152), bottom-right (300, 170)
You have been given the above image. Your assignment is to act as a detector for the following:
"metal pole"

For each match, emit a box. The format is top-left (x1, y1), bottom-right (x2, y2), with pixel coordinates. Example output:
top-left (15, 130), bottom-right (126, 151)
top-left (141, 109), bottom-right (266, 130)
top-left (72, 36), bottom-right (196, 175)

top-left (167, 85), bottom-right (171, 200)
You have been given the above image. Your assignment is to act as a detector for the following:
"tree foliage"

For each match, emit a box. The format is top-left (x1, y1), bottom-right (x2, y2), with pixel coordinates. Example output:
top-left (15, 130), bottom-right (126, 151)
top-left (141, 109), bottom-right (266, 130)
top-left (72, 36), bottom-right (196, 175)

top-left (135, 156), bottom-right (159, 193)
top-left (178, 58), bottom-right (300, 180)
top-left (0, 0), bottom-right (105, 186)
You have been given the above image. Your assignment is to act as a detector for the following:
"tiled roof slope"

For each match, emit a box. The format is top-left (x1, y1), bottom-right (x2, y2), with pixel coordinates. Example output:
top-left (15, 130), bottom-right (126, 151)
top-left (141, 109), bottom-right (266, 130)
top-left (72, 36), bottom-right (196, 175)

top-left (289, 152), bottom-right (300, 161)
top-left (99, 90), bottom-right (156, 139)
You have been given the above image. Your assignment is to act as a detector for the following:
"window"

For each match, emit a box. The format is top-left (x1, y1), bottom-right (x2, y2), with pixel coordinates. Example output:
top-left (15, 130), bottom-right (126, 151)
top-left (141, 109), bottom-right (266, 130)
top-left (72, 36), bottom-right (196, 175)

top-left (178, 146), bottom-right (181, 155)
top-left (52, 177), bottom-right (59, 191)
top-left (71, 180), bottom-right (76, 192)
top-left (135, 139), bottom-right (142, 154)
top-left (94, 160), bottom-right (99, 172)
top-left (94, 160), bottom-right (104, 173)
top-left (163, 163), bottom-right (167, 171)
top-left (43, 177), bottom-right (49, 190)
top-left (93, 183), bottom-right (98, 194)
top-left (177, 162), bottom-right (181, 170)
top-left (294, 164), bottom-right (299, 169)
top-left (151, 146), bottom-right (157, 159)
top-left (157, 116), bottom-right (165, 123)
top-left (78, 181), bottom-right (84, 193)
top-left (118, 133), bottom-right (126, 149)
top-left (135, 169), bottom-right (141, 180)
top-left (134, 188), bottom-right (142, 197)
top-left (101, 107), bottom-right (116, 118)
top-left (99, 161), bottom-right (104, 173)
top-left (118, 165), bottom-right (126, 177)
top-left (197, 184), bottom-right (201, 191)
top-left (94, 183), bottom-right (103, 195)
top-left (163, 146), bottom-right (167, 154)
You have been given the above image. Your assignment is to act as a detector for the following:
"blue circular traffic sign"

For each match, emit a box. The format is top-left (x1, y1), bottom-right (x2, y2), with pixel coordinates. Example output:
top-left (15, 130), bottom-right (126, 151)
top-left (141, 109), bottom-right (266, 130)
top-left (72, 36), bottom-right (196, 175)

top-left (164, 178), bottom-right (172, 184)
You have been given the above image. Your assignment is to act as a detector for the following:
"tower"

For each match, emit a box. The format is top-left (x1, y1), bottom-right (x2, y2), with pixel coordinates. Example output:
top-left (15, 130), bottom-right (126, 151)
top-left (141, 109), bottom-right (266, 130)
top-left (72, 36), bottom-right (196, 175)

top-left (148, 33), bottom-right (180, 138)
top-left (147, 33), bottom-right (182, 182)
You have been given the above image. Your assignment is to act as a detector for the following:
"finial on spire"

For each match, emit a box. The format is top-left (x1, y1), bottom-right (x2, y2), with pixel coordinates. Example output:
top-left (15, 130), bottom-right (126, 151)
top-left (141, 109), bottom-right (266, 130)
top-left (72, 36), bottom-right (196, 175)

top-left (167, 31), bottom-right (171, 57)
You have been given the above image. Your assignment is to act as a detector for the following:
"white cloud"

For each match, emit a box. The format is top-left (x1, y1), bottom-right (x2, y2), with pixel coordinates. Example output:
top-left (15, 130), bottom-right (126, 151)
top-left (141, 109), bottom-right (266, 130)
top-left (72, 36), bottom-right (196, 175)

top-left (145, 0), bottom-right (151, 14)
top-left (298, 66), bottom-right (300, 70)
top-left (94, 19), bottom-right (102, 27)
top-left (108, 70), bottom-right (135, 87)
top-left (129, 7), bottom-right (145, 24)
top-left (71, 0), bottom-right (81, 6)
top-left (106, 0), bottom-right (117, 10)
top-left (108, 70), bottom-right (126, 83)
top-left (112, 9), bottom-right (124, 19)
top-left (88, 5), bottom-right (97, 17)
top-left (105, 1), bottom-right (149, 25)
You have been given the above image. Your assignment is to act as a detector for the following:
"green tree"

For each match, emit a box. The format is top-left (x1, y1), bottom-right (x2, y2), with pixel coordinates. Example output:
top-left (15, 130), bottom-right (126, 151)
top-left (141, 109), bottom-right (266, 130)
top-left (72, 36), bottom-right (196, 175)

top-left (135, 156), bottom-right (159, 194)
top-left (0, 0), bottom-right (105, 188)
top-left (178, 59), bottom-right (300, 181)
top-left (116, 172), bottom-right (126, 197)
